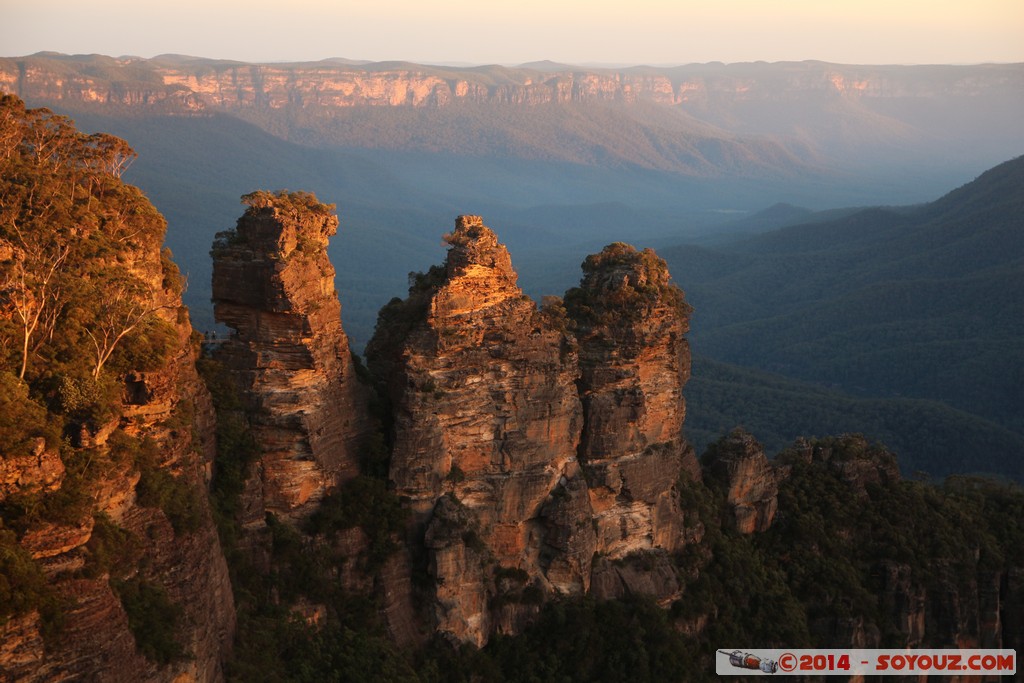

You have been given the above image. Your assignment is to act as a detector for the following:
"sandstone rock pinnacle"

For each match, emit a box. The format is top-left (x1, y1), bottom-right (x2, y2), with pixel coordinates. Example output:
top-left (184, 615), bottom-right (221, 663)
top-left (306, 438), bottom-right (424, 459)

top-left (565, 242), bottom-right (698, 560)
top-left (211, 191), bottom-right (372, 522)
top-left (367, 215), bottom-right (586, 645)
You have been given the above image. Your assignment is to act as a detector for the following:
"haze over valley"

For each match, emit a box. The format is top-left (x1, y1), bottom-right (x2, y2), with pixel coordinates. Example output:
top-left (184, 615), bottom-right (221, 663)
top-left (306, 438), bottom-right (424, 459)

top-left (4, 53), bottom-right (1022, 481)
top-left (4, 54), bottom-right (1021, 344)
top-left (2, 2), bottom-right (1023, 679)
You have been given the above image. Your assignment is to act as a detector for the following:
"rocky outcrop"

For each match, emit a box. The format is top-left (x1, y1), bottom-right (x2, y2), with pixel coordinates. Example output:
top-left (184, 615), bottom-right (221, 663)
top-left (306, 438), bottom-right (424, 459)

top-left (0, 233), bottom-right (235, 682)
top-left (367, 219), bottom-right (697, 644)
top-left (566, 243), bottom-right (697, 557)
top-left (704, 429), bottom-right (781, 534)
top-left (211, 190), bottom-right (372, 523)
top-left (0, 439), bottom-right (64, 500)
top-left (368, 216), bottom-right (586, 645)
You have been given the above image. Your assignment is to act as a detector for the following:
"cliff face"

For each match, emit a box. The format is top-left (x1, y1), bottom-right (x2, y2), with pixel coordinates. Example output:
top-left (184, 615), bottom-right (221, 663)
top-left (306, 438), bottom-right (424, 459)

top-left (703, 429), bottom-right (781, 534)
top-left (0, 96), bottom-right (233, 681)
top-left (210, 191), bottom-right (372, 524)
top-left (3, 55), bottom-right (1020, 114)
top-left (0, 307), bottom-right (235, 683)
top-left (367, 218), bottom-right (695, 645)
top-left (368, 216), bottom-right (586, 645)
top-left (566, 244), bottom-right (698, 559)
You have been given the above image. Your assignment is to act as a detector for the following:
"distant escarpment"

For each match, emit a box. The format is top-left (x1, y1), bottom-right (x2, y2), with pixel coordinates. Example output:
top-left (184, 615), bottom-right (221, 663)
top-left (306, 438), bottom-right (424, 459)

top-left (366, 217), bottom-right (695, 645)
top-left (8, 54), bottom-right (1022, 177)
top-left (4, 54), bottom-right (1020, 114)
top-left (0, 96), bottom-right (233, 681)
top-left (210, 191), bottom-right (373, 523)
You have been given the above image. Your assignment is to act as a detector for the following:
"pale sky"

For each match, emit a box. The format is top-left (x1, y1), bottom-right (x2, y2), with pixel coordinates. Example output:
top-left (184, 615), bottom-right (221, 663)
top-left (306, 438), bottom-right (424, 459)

top-left (2, 0), bottom-right (1022, 66)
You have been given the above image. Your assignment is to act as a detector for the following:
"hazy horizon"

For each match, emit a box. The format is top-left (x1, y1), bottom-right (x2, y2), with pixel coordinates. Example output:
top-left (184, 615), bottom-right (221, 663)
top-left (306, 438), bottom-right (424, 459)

top-left (3, 0), bottom-right (1023, 66)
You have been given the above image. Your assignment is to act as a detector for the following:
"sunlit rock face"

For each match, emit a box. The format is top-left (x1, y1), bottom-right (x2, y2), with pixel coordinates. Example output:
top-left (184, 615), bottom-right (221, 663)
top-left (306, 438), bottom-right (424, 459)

top-left (367, 219), bottom-right (700, 644)
top-left (704, 429), bottom-right (781, 534)
top-left (367, 216), bottom-right (587, 645)
top-left (212, 192), bottom-right (372, 523)
top-left (565, 243), bottom-right (698, 559)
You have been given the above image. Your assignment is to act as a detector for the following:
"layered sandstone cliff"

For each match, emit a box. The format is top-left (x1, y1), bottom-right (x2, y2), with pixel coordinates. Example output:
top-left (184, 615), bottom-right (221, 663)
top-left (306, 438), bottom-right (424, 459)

top-left (210, 190), bottom-right (372, 524)
top-left (367, 216), bottom-right (586, 644)
top-left (0, 217), bottom-right (234, 681)
top-left (3, 55), bottom-right (1019, 114)
top-left (566, 243), bottom-right (698, 558)
top-left (366, 218), bottom-right (696, 644)
top-left (703, 429), bottom-right (782, 534)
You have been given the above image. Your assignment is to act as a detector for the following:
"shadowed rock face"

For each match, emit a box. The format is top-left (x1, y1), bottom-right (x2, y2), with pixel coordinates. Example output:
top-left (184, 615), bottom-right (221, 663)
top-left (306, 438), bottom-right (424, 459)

top-left (211, 192), bottom-right (372, 523)
top-left (566, 243), bottom-right (698, 559)
top-left (704, 429), bottom-right (781, 534)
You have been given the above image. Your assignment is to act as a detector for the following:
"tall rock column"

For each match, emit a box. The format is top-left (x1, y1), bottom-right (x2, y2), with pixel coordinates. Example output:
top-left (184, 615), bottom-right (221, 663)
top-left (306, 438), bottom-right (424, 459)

top-left (565, 243), bottom-right (697, 562)
top-left (211, 191), bottom-right (371, 523)
top-left (367, 216), bottom-right (587, 645)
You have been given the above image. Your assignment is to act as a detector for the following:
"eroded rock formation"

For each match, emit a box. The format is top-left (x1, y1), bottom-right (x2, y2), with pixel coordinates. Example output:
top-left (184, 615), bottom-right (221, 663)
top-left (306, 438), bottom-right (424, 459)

top-left (704, 429), bottom-right (781, 534)
top-left (368, 216), bottom-right (586, 645)
top-left (367, 218), bottom-right (696, 644)
top-left (211, 191), bottom-right (372, 523)
top-left (566, 243), bottom-right (698, 559)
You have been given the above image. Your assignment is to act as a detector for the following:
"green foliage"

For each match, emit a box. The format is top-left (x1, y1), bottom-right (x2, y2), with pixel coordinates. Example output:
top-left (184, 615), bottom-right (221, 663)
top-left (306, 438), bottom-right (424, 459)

top-left (134, 436), bottom-right (203, 535)
top-left (305, 476), bottom-right (409, 570)
top-left (197, 357), bottom-right (258, 531)
top-left (240, 189), bottom-right (335, 217)
top-left (539, 295), bottom-right (570, 335)
top-left (226, 597), bottom-right (420, 683)
top-left (418, 596), bottom-right (696, 683)
top-left (266, 514), bottom-right (336, 602)
top-left (751, 446), bottom-right (1024, 647)
top-left (55, 372), bottom-right (121, 427)
top-left (0, 371), bottom-right (60, 457)
top-left (82, 512), bottom-right (141, 579)
top-left (160, 247), bottom-right (184, 297)
top-left (111, 577), bottom-right (187, 665)
top-left (105, 316), bottom-right (178, 375)
top-left (0, 94), bottom-right (175, 432)
top-left (1, 443), bottom-right (99, 534)
top-left (0, 528), bottom-right (62, 630)
top-left (665, 159), bottom-right (1024, 461)
top-left (685, 355), bottom-right (1024, 481)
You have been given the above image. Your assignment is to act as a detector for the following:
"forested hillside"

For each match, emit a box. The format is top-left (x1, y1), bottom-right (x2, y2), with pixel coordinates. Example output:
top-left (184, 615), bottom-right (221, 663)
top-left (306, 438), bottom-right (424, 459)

top-left (667, 156), bottom-right (1024, 478)
top-left (684, 356), bottom-right (1024, 481)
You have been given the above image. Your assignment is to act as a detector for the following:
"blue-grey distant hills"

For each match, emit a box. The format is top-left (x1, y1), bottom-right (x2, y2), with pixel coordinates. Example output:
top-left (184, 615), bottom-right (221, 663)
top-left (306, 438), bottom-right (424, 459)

top-left (666, 155), bottom-right (1024, 480)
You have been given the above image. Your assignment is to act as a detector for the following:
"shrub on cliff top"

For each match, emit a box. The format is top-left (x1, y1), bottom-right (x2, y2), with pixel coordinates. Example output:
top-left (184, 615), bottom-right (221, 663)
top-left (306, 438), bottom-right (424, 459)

top-left (240, 189), bottom-right (335, 217)
top-left (566, 242), bottom-right (691, 327)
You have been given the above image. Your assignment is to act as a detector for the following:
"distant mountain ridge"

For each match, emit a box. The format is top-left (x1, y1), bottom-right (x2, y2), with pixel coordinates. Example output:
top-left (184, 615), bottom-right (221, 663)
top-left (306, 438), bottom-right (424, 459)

top-left (2, 53), bottom-right (1022, 178)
